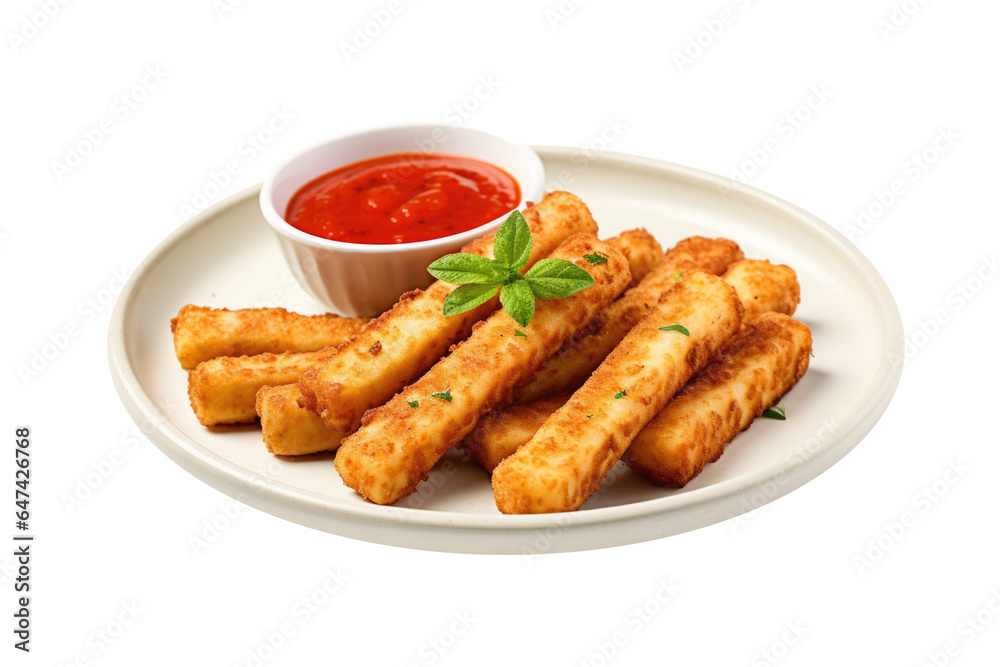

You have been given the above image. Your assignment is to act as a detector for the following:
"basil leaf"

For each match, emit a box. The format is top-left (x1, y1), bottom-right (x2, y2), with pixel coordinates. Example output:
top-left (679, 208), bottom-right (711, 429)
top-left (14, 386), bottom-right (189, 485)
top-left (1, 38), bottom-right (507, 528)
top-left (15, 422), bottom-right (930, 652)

top-left (442, 283), bottom-right (499, 317)
top-left (658, 325), bottom-right (690, 336)
top-left (614, 389), bottom-right (626, 399)
top-left (492, 210), bottom-right (532, 271)
top-left (762, 404), bottom-right (786, 420)
top-left (407, 400), bottom-right (419, 408)
top-left (499, 279), bottom-right (535, 327)
top-left (583, 253), bottom-right (607, 265)
top-left (523, 258), bottom-right (596, 299)
top-left (427, 253), bottom-right (506, 284)
top-left (431, 388), bottom-right (452, 402)
top-left (514, 330), bottom-right (527, 337)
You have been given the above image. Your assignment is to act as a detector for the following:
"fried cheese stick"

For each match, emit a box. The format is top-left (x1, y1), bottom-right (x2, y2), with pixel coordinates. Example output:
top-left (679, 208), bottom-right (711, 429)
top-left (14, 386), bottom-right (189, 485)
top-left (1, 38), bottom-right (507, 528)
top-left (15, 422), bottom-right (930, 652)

top-left (334, 234), bottom-right (632, 505)
top-left (722, 259), bottom-right (799, 322)
top-left (256, 385), bottom-right (341, 456)
top-left (492, 271), bottom-right (744, 514)
top-left (171, 306), bottom-right (369, 370)
top-left (297, 191), bottom-right (600, 434)
top-left (257, 385), bottom-right (336, 455)
top-left (460, 393), bottom-right (571, 473)
top-left (188, 347), bottom-right (341, 426)
top-left (622, 312), bottom-right (812, 486)
top-left (514, 236), bottom-right (744, 403)
top-left (462, 258), bottom-right (801, 471)
top-left (609, 229), bottom-right (663, 288)
top-left (254, 227), bottom-right (664, 456)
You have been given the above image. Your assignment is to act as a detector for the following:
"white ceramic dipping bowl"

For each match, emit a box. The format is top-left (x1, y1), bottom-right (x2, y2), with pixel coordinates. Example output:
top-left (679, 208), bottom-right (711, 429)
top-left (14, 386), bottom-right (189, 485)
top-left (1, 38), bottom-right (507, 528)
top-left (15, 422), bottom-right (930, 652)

top-left (259, 125), bottom-right (545, 316)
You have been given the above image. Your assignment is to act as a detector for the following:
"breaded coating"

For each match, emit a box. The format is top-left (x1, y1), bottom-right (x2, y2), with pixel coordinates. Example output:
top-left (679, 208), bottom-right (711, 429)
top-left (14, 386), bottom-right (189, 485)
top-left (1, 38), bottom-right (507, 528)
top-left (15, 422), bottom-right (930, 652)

top-left (249, 229), bottom-right (663, 455)
top-left (492, 271), bottom-right (744, 514)
top-left (259, 385), bottom-right (344, 454)
top-left (188, 347), bottom-right (340, 426)
top-left (623, 313), bottom-right (812, 487)
top-left (334, 235), bottom-right (632, 505)
top-left (462, 257), bottom-right (803, 471)
top-left (514, 236), bottom-right (744, 403)
top-left (257, 385), bottom-right (346, 456)
top-left (171, 305), bottom-right (369, 370)
top-left (460, 393), bottom-right (571, 473)
top-left (240, 227), bottom-right (656, 448)
top-left (721, 259), bottom-right (800, 321)
top-left (297, 191), bottom-right (599, 435)
top-left (604, 229), bottom-right (663, 288)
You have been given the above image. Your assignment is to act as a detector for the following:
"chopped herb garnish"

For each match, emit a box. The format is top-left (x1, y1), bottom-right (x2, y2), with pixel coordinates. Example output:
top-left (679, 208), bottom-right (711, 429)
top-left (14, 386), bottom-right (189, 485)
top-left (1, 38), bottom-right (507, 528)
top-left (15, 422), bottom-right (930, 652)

top-left (762, 404), bottom-right (786, 420)
top-left (407, 399), bottom-right (419, 408)
top-left (586, 414), bottom-right (593, 419)
top-left (658, 324), bottom-right (690, 336)
top-left (583, 253), bottom-right (608, 265)
top-left (514, 330), bottom-right (527, 337)
top-left (614, 389), bottom-right (627, 399)
top-left (427, 211), bottom-right (595, 326)
top-left (673, 272), bottom-right (683, 282)
top-left (431, 388), bottom-right (453, 403)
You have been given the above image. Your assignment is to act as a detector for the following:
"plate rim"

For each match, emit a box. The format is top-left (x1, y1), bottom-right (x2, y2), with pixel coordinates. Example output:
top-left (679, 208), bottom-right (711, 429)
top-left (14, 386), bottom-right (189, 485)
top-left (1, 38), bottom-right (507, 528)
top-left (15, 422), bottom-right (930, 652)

top-left (108, 146), bottom-right (904, 551)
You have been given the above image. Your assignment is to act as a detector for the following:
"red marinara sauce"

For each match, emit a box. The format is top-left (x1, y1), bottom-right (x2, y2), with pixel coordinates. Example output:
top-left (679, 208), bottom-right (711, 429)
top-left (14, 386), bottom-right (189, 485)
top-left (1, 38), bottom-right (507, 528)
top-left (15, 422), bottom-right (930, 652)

top-left (284, 153), bottom-right (521, 244)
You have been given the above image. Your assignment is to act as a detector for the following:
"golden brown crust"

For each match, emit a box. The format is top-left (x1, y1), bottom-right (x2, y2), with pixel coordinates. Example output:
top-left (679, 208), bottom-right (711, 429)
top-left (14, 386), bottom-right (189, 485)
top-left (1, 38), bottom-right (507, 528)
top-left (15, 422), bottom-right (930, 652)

top-left (463, 257), bottom-right (803, 473)
top-left (256, 385), bottom-right (346, 456)
top-left (459, 393), bottom-right (571, 472)
top-left (171, 305), bottom-right (369, 370)
top-left (514, 236), bottom-right (744, 403)
top-left (296, 191), bottom-right (600, 437)
top-left (721, 259), bottom-right (800, 322)
top-left (622, 313), bottom-right (812, 487)
top-left (187, 347), bottom-right (342, 426)
top-left (492, 271), bottom-right (744, 514)
top-left (334, 234), bottom-right (632, 505)
top-left (604, 229), bottom-right (663, 288)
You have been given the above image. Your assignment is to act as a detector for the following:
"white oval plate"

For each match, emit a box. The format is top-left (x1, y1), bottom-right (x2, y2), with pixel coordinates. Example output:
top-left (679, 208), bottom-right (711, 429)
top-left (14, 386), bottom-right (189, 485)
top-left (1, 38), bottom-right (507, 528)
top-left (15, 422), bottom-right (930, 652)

top-left (109, 147), bottom-right (902, 554)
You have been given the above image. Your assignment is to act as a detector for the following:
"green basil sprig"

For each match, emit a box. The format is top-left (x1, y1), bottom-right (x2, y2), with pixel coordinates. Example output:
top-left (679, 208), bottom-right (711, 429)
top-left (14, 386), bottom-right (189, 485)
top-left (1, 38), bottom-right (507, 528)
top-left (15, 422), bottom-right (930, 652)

top-left (427, 211), bottom-right (596, 327)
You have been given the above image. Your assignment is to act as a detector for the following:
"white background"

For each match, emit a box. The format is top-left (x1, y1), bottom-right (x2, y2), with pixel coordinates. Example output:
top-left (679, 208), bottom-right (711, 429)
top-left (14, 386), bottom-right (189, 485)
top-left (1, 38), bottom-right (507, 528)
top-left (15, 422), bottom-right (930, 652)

top-left (4, 0), bottom-right (999, 664)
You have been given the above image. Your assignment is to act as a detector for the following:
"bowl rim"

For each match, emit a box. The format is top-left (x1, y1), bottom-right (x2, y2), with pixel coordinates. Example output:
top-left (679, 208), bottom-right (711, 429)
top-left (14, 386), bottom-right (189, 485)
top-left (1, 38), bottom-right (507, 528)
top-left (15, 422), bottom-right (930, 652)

top-left (259, 124), bottom-right (546, 255)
